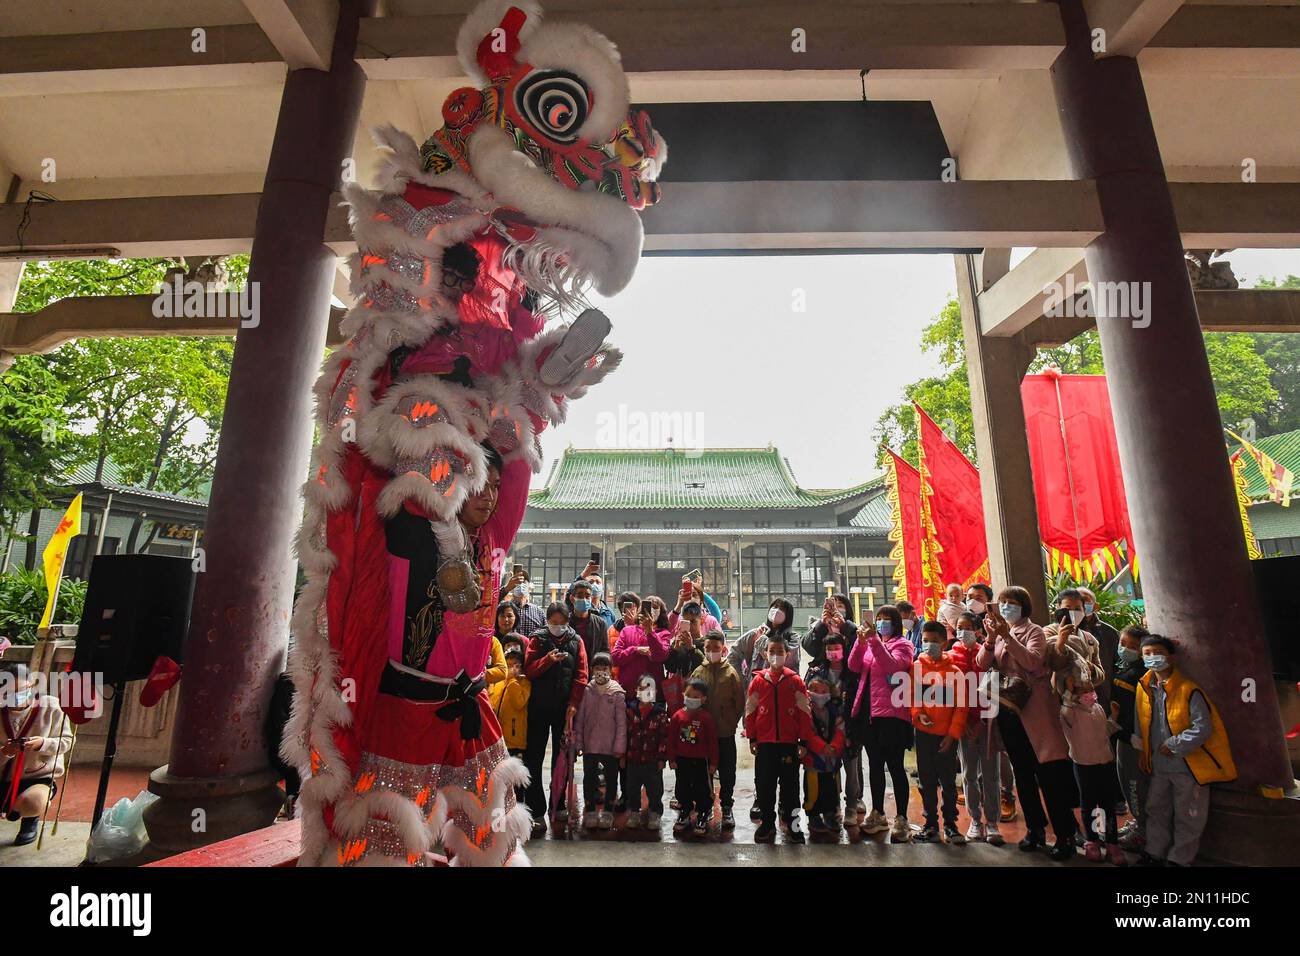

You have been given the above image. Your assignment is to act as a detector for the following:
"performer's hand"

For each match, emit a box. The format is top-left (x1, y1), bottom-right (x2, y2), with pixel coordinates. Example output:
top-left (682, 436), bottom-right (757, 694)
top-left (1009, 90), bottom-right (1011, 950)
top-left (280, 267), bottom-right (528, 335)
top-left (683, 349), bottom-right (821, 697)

top-left (1, 740), bottom-right (19, 758)
top-left (749, 742), bottom-right (758, 756)
top-left (24, 736), bottom-right (43, 751)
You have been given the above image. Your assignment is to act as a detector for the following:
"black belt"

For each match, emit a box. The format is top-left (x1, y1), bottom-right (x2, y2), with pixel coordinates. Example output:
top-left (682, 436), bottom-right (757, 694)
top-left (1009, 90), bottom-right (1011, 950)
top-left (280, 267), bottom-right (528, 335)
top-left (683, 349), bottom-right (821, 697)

top-left (379, 662), bottom-right (486, 740)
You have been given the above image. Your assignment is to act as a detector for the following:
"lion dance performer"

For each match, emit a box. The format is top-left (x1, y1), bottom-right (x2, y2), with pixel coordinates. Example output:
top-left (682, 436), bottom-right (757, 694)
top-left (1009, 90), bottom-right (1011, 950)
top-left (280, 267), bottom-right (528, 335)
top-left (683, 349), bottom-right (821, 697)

top-left (284, 0), bottom-right (665, 867)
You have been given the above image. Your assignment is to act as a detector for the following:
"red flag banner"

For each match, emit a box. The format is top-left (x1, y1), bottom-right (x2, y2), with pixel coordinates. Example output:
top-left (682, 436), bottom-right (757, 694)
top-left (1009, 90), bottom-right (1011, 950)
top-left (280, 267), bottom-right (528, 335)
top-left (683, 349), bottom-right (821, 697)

top-left (1021, 369), bottom-right (1135, 577)
top-left (915, 404), bottom-right (989, 615)
top-left (884, 449), bottom-right (925, 609)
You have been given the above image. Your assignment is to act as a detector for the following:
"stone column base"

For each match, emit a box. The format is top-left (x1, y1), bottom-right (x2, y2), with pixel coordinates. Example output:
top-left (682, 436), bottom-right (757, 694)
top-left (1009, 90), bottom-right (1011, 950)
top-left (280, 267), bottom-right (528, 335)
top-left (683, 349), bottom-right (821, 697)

top-left (1198, 783), bottom-right (1300, 866)
top-left (142, 763), bottom-right (284, 858)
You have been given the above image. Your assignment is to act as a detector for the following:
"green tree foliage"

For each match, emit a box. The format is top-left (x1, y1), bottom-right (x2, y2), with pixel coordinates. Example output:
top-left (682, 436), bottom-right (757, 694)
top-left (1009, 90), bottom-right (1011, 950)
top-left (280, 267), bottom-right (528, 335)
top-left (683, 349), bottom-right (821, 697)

top-left (0, 568), bottom-right (88, 645)
top-left (876, 286), bottom-right (1284, 468)
top-left (3, 257), bottom-right (245, 550)
top-left (1248, 275), bottom-right (1300, 437)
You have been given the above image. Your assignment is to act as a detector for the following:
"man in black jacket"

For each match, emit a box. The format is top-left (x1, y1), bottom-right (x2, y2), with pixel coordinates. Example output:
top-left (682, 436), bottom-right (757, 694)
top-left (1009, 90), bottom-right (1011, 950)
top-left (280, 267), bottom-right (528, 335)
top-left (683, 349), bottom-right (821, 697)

top-left (523, 602), bottom-right (589, 834)
top-left (568, 580), bottom-right (610, 663)
top-left (1110, 624), bottom-right (1149, 850)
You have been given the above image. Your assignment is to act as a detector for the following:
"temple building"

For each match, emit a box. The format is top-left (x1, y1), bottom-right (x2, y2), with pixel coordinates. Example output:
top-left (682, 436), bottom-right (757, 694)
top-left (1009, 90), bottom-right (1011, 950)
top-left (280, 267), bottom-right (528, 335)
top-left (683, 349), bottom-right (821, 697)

top-left (514, 446), bottom-right (891, 630)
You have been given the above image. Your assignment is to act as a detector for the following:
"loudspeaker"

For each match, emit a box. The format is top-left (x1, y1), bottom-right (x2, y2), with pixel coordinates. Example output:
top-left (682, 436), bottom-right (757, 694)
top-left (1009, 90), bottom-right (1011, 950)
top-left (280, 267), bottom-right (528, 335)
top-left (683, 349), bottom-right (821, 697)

top-left (1252, 554), bottom-right (1300, 680)
top-left (73, 554), bottom-right (195, 684)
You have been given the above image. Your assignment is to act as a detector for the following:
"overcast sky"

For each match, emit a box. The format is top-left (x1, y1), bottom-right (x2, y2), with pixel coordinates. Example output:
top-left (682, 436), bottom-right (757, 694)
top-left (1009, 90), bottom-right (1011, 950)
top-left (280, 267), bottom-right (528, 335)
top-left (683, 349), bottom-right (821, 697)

top-left (534, 248), bottom-right (1300, 491)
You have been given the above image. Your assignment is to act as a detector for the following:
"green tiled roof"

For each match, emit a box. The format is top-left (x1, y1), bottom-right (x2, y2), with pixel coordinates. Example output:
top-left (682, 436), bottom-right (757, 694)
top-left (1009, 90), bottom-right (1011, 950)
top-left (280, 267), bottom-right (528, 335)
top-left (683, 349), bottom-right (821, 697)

top-left (528, 447), bottom-right (881, 511)
top-left (850, 494), bottom-right (892, 531)
top-left (1232, 428), bottom-right (1300, 503)
top-left (1247, 501), bottom-right (1300, 540)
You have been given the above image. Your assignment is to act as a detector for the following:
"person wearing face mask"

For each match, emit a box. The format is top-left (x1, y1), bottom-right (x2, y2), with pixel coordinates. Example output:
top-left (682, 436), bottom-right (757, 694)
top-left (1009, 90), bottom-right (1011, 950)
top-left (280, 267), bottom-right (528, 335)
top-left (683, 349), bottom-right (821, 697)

top-left (572, 652), bottom-right (626, 831)
top-left (522, 602), bottom-right (589, 834)
top-left (1, 663), bottom-right (73, 847)
top-left (568, 580), bottom-right (611, 666)
top-left (801, 670), bottom-right (846, 837)
top-left (490, 647), bottom-right (532, 807)
top-left (909, 620), bottom-right (969, 845)
top-left (744, 632), bottom-right (814, 844)
top-left (729, 598), bottom-right (801, 689)
top-left (1045, 589), bottom-right (1105, 703)
top-left (689, 630), bottom-right (745, 830)
top-left (896, 601), bottom-right (924, 659)
top-left (978, 587), bottom-right (1077, 860)
top-left (667, 678), bottom-right (718, 839)
top-left (948, 611), bottom-right (1004, 845)
top-left (1134, 635), bottom-right (1236, 867)
top-left (1110, 625), bottom-right (1150, 851)
top-left (1077, 587), bottom-right (1120, 712)
top-left (503, 567), bottom-right (546, 637)
top-left (802, 594), bottom-right (862, 826)
top-left (623, 675), bottom-right (671, 830)
top-left (846, 604), bottom-right (915, 843)
top-left (1055, 642), bottom-right (1123, 865)
top-left (965, 584), bottom-right (993, 627)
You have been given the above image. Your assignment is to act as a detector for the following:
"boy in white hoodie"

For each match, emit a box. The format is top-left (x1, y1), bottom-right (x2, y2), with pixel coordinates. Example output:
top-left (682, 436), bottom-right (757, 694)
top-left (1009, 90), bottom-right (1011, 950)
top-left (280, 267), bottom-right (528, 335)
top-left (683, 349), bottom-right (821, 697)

top-left (573, 652), bottom-right (626, 830)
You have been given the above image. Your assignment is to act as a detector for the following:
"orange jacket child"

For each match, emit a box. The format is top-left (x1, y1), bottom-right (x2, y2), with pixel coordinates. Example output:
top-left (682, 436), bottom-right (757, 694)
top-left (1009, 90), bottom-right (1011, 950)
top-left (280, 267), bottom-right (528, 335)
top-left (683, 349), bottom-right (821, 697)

top-left (909, 652), bottom-right (969, 742)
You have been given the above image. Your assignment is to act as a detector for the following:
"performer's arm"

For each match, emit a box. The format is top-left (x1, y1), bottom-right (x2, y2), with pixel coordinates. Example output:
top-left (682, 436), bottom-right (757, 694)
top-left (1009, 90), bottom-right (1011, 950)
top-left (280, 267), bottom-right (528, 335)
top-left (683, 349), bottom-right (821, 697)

top-left (483, 457), bottom-right (531, 550)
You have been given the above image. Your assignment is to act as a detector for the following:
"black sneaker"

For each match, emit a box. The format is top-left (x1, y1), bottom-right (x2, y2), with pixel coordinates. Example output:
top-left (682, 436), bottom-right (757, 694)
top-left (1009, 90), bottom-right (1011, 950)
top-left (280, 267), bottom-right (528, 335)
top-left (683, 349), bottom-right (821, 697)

top-left (943, 823), bottom-right (967, 845)
top-left (14, 817), bottom-right (39, 847)
top-left (784, 818), bottom-right (806, 845)
top-left (720, 809), bottom-right (736, 831)
top-left (530, 817), bottom-right (547, 838)
top-left (808, 813), bottom-right (831, 835)
top-left (749, 805), bottom-right (763, 822)
top-left (693, 816), bottom-right (709, 838)
top-left (670, 798), bottom-right (681, 812)
top-left (1049, 839), bottom-right (1076, 861)
top-left (1135, 853), bottom-right (1165, 867)
top-left (1019, 830), bottom-right (1046, 852)
top-left (754, 821), bottom-right (777, 843)
top-left (915, 823), bottom-right (941, 843)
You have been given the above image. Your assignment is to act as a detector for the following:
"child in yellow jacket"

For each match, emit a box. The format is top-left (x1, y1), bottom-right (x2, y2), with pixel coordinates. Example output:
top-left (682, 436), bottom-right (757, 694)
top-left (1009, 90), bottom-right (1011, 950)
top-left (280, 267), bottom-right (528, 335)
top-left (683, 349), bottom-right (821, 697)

top-left (490, 647), bottom-right (532, 757)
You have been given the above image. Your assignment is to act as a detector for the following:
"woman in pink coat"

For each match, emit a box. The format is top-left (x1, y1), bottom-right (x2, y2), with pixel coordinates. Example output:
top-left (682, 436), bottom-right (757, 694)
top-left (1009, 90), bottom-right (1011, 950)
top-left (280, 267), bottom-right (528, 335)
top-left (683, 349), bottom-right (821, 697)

top-left (847, 604), bottom-right (916, 843)
top-left (611, 600), bottom-right (672, 697)
top-left (977, 585), bottom-right (1078, 860)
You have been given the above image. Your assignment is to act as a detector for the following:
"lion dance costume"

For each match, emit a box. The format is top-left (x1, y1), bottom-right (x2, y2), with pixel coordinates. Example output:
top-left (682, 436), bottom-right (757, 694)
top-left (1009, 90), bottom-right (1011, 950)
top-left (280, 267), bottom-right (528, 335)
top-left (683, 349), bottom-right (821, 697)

top-left (284, 0), bottom-right (665, 866)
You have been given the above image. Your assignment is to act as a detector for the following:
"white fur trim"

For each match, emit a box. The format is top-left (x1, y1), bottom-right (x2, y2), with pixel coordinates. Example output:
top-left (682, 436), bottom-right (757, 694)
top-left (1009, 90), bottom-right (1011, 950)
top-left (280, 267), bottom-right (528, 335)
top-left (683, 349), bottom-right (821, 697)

top-left (468, 125), bottom-right (644, 295)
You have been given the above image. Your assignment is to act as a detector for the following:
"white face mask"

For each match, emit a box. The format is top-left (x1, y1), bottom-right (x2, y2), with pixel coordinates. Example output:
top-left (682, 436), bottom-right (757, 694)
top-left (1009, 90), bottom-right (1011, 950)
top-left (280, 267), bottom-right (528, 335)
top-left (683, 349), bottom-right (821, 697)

top-left (768, 652), bottom-right (786, 670)
top-left (706, 650), bottom-right (723, 663)
top-left (547, 623), bottom-right (566, 637)
top-left (593, 671), bottom-right (610, 685)
top-left (957, 630), bottom-right (976, 646)
top-left (767, 607), bottom-right (785, 626)
top-left (901, 617), bottom-right (916, 630)
top-left (966, 599), bottom-right (986, 615)
top-left (684, 697), bottom-right (704, 711)
top-left (1067, 608), bottom-right (1085, 626)
top-left (637, 685), bottom-right (656, 704)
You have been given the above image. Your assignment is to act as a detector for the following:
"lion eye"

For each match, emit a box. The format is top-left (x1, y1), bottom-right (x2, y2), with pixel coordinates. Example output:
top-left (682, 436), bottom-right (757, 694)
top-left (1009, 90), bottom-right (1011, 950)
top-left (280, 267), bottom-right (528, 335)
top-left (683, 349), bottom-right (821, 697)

top-left (515, 70), bottom-right (590, 145)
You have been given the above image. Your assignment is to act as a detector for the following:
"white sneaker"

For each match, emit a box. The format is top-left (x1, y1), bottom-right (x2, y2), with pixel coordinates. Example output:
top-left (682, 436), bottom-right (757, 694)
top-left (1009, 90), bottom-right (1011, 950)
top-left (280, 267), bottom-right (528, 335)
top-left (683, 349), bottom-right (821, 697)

top-left (966, 820), bottom-right (986, 842)
top-left (626, 811), bottom-right (642, 828)
top-left (582, 811), bottom-right (599, 830)
top-left (539, 307), bottom-right (611, 386)
top-left (985, 823), bottom-right (1005, 846)
top-left (597, 811), bottom-right (613, 830)
top-left (861, 810), bottom-right (890, 834)
top-left (890, 814), bottom-right (913, 844)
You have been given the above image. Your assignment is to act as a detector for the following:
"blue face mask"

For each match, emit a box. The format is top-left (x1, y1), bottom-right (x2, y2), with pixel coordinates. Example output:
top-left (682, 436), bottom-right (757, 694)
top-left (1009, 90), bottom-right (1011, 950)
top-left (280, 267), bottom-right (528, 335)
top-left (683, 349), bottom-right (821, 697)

top-left (876, 620), bottom-right (894, 638)
top-left (999, 603), bottom-right (1022, 624)
top-left (1083, 602), bottom-right (1095, 616)
top-left (1118, 646), bottom-right (1141, 664)
top-left (1144, 655), bottom-right (1168, 672)
top-left (573, 598), bottom-right (592, 613)
top-left (922, 642), bottom-right (943, 661)
top-left (588, 583), bottom-right (603, 598)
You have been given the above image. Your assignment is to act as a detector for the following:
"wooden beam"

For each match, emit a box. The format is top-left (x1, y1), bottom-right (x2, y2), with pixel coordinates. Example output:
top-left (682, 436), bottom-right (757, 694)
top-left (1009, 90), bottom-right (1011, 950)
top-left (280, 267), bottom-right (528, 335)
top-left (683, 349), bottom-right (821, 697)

top-left (1145, 4), bottom-right (1300, 74)
top-left (0, 293), bottom-right (347, 357)
top-left (979, 247), bottom-right (1088, 337)
top-left (0, 24), bottom-right (284, 97)
top-left (2, 181), bottom-right (1295, 260)
top-left (242, 0), bottom-right (339, 71)
top-left (1084, 0), bottom-right (1185, 57)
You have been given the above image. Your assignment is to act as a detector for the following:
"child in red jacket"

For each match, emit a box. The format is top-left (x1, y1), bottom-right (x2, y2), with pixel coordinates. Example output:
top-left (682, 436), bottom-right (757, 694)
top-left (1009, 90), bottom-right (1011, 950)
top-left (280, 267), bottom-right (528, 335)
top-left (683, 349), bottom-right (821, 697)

top-left (743, 632), bottom-right (814, 844)
top-left (912, 620), bottom-right (969, 845)
top-left (667, 678), bottom-right (718, 838)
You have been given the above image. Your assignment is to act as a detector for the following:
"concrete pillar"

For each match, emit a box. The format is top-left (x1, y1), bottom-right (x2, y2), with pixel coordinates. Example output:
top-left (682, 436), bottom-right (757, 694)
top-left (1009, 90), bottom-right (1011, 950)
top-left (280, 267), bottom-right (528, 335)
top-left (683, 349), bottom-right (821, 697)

top-left (0, 261), bottom-right (23, 373)
top-left (956, 254), bottom-right (1050, 623)
top-left (143, 1), bottom-right (368, 856)
top-left (1050, 0), bottom-right (1296, 859)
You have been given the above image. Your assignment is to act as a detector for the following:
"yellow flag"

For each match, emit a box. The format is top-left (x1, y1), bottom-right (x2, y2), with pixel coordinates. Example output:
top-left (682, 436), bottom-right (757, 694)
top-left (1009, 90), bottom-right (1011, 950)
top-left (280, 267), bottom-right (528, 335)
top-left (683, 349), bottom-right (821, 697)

top-left (39, 493), bottom-right (83, 630)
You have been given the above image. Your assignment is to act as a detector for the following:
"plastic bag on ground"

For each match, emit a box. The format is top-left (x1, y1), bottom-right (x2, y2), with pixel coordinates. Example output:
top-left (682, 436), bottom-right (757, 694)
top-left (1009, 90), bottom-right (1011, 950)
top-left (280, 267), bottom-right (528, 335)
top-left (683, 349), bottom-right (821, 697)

top-left (86, 789), bottom-right (158, 863)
